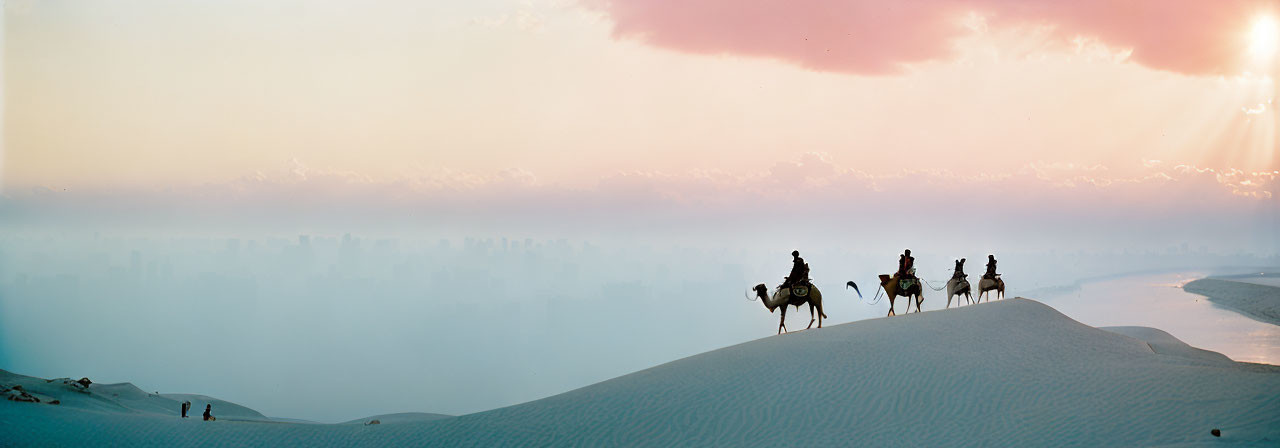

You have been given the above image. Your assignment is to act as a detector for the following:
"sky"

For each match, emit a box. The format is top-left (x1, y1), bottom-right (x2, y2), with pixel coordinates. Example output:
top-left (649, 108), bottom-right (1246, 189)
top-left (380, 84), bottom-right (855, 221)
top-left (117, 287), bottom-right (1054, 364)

top-left (2, 0), bottom-right (1280, 422)
top-left (4, 0), bottom-right (1279, 250)
top-left (4, 0), bottom-right (1279, 186)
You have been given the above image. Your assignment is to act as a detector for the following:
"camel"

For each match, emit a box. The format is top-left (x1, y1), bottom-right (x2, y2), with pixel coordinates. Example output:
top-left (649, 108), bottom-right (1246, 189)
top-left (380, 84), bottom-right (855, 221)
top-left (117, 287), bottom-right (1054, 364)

top-left (946, 276), bottom-right (972, 308)
top-left (977, 276), bottom-right (1005, 302)
top-left (752, 283), bottom-right (827, 334)
top-left (878, 274), bottom-right (924, 316)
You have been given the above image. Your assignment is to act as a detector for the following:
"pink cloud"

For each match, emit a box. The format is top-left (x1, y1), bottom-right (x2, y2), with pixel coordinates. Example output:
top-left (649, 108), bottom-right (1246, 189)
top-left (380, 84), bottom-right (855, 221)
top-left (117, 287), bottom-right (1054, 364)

top-left (582, 0), bottom-right (1265, 75)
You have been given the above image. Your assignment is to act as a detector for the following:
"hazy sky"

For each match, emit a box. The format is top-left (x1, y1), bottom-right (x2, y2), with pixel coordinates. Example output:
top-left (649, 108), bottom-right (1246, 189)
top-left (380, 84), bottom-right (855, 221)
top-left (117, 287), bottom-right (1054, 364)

top-left (2, 0), bottom-right (1278, 253)
top-left (4, 0), bottom-right (1278, 189)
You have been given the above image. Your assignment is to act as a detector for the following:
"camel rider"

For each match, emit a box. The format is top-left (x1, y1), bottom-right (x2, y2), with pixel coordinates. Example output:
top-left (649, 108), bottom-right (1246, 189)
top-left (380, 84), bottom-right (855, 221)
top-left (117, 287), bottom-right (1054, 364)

top-left (984, 254), bottom-right (998, 279)
top-left (785, 250), bottom-right (809, 287)
top-left (898, 249), bottom-right (915, 279)
top-left (954, 258), bottom-right (966, 279)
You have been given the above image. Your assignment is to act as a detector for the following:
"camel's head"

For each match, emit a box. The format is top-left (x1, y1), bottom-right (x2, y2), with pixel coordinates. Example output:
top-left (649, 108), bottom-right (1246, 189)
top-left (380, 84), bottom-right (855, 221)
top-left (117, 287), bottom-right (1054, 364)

top-left (752, 283), bottom-right (777, 312)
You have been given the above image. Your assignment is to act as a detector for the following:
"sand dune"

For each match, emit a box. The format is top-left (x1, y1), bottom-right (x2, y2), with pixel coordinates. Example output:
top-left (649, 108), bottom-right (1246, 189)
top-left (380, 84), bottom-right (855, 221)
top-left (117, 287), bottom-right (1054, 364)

top-left (2, 298), bottom-right (1277, 446)
top-left (340, 412), bottom-right (453, 425)
top-left (0, 370), bottom-right (265, 420)
top-left (1100, 326), bottom-right (1235, 365)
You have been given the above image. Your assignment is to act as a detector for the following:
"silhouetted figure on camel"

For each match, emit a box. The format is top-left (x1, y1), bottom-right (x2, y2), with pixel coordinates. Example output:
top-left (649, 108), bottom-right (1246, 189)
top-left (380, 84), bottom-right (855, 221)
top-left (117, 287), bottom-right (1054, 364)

top-left (784, 250), bottom-right (810, 288)
top-left (898, 249), bottom-right (915, 280)
top-left (947, 258), bottom-right (972, 308)
top-left (748, 250), bottom-right (825, 334)
top-left (978, 254), bottom-right (1005, 302)
top-left (879, 249), bottom-right (923, 316)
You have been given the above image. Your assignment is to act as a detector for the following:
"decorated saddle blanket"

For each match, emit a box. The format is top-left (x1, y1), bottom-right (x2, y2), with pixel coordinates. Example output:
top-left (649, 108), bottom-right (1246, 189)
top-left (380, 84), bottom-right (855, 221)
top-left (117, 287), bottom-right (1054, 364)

top-left (789, 284), bottom-right (810, 297)
top-left (898, 278), bottom-right (916, 291)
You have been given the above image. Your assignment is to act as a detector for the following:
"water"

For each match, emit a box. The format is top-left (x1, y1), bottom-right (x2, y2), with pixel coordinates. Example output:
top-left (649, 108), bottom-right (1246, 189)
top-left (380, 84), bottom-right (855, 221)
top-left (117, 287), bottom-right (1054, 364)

top-left (1037, 272), bottom-right (1280, 364)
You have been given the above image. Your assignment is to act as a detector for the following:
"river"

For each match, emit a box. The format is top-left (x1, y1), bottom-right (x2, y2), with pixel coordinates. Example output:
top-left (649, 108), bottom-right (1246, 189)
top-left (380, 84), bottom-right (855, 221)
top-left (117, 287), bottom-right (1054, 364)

top-left (1035, 272), bottom-right (1280, 365)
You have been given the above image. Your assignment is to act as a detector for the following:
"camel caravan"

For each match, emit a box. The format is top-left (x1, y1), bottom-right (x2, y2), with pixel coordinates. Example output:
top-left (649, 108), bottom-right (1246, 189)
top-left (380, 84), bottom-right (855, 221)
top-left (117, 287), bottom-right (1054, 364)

top-left (749, 250), bottom-right (1004, 333)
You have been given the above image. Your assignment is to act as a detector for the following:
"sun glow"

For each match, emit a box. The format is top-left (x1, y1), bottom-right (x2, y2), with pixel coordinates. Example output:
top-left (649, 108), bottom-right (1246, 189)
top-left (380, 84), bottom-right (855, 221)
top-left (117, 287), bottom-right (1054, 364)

top-left (1249, 15), bottom-right (1279, 61)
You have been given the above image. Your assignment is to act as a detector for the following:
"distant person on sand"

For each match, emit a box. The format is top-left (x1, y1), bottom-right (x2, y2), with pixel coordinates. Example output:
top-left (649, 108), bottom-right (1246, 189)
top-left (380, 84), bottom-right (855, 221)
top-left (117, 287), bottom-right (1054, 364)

top-left (984, 254), bottom-right (998, 279)
top-left (181, 400), bottom-right (191, 418)
top-left (203, 404), bottom-right (214, 421)
top-left (954, 258), bottom-right (966, 279)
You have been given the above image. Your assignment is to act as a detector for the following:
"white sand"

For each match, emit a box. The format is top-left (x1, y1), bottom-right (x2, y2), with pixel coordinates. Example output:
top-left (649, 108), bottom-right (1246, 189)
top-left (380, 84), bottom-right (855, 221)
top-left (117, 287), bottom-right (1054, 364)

top-left (340, 412), bottom-right (453, 425)
top-left (2, 298), bottom-right (1277, 446)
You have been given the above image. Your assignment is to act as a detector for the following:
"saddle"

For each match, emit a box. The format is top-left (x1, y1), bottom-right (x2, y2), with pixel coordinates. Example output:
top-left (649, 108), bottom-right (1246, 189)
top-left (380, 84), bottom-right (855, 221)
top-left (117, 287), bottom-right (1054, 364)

top-left (896, 267), bottom-right (918, 290)
top-left (790, 283), bottom-right (810, 297)
top-left (898, 278), bottom-right (916, 291)
top-left (781, 276), bottom-right (812, 294)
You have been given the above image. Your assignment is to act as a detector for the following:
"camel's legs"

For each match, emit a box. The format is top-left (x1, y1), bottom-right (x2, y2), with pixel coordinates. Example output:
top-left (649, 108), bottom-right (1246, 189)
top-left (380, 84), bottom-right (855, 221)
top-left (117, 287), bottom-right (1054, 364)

top-left (888, 297), bottom-right (896, 316)
top-left (817, 302), bottom-right (824, 328)
top-left (806, 304), bottom-right (815, 329)
top-left (778, 306), bottom-right (788, 334)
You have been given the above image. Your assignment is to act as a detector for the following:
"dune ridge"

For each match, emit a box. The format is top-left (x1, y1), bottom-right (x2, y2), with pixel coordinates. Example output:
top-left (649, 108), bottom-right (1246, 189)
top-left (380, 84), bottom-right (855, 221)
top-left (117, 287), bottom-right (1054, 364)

top-left (2, 298), bottom-right (1277, 446)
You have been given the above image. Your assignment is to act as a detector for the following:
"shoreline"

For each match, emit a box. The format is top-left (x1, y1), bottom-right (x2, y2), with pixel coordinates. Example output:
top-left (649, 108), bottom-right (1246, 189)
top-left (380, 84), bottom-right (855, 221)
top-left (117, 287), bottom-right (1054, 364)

top-left (1017, 266), bottom-right (1278, 299)
top-left (1183, 276), bottom-right (1280, 327)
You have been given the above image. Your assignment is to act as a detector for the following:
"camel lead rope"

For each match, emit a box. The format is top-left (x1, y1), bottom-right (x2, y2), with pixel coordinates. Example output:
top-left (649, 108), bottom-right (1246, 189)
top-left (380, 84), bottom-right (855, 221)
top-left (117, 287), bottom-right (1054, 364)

top-left (864, 286), bottom-right (884, 305)
top-left (921, 279), bottom-right (947, 291)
